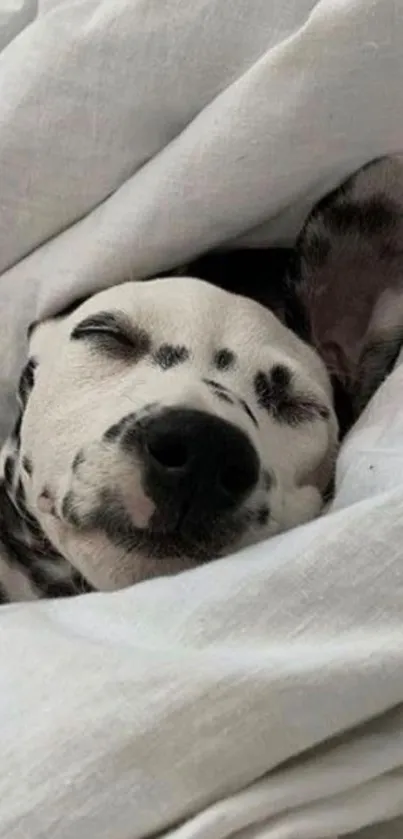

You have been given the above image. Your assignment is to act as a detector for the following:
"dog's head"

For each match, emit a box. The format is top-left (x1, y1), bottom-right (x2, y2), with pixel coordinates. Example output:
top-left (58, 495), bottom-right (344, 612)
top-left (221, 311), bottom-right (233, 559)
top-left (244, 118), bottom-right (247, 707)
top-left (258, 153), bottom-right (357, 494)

top-left (2, 276), bottom-right (338, 591)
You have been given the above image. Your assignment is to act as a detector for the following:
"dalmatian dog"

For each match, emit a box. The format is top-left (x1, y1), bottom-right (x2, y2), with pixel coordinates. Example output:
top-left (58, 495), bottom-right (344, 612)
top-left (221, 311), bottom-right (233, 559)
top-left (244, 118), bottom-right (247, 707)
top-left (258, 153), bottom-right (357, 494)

top-left (0, 154), bottom-right (402, 604)
top-left (0, 276), bottom-right (337, 602)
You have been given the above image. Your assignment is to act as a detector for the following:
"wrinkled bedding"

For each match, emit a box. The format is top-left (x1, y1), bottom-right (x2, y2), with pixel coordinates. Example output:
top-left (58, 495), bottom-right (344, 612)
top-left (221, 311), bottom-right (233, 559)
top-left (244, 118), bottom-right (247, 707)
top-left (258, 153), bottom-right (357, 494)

top-left (1, 1), bottom-right (403, 837)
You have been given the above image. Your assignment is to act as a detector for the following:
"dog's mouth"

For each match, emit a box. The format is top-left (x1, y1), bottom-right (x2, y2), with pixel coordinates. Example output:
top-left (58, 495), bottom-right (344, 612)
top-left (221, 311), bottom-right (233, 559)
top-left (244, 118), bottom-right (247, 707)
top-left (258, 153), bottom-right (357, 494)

top-left (84, 485), bottom-right (249, 563)
top-left (52, 406), bottom-right (262, 565)
top-left (51, 463), bottom-right (256, 570)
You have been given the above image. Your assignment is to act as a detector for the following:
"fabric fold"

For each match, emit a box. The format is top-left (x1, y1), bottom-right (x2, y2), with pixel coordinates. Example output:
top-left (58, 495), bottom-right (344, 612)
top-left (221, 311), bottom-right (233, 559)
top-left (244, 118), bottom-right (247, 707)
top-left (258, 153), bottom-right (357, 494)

top-left (1, 1), bottom-right (403, 837)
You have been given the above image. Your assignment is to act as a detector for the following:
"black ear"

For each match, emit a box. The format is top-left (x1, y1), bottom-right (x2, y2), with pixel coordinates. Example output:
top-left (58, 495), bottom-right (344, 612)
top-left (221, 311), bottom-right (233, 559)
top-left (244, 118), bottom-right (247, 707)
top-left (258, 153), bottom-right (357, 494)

top-left (181, 247), bottom-right (313, 340)
top-left (27, 296), bottom-right (89, 340)
top-left (295, 155), bottom-right (403, 434)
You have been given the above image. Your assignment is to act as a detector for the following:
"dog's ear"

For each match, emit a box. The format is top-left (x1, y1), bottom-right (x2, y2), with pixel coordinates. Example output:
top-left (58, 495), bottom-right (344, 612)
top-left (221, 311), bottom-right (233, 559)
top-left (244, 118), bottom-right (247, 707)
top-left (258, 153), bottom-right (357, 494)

top-left (27, 296), bottom-right (89, 340)
top-left (295, 155), bottom-right (403, 433)
top-left (182, 247), bottom-right (312, 339)
top-left (173, 244), bottom-right (358, 435)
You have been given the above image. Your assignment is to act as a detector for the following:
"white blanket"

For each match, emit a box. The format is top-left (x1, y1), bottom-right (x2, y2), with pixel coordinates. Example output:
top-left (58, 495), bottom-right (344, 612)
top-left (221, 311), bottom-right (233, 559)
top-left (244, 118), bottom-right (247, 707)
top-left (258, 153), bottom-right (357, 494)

top-left (1, 1), bottom-right (403, 837)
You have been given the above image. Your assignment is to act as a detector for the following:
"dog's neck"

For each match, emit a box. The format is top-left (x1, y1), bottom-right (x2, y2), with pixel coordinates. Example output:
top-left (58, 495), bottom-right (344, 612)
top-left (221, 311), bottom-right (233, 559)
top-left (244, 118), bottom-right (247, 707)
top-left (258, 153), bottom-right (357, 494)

top-left (0, 480), bottom-right (91, 601)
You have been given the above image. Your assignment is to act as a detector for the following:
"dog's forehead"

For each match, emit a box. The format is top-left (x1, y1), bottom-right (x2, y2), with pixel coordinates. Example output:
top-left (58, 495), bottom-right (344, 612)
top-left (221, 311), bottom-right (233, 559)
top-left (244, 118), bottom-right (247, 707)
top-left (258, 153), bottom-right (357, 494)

top-left (32, 276), bottom-right (294, 366)
top-left (72, 276), bottom-right (277, 346)
top-left (30, 276), bottom-right (332, 400)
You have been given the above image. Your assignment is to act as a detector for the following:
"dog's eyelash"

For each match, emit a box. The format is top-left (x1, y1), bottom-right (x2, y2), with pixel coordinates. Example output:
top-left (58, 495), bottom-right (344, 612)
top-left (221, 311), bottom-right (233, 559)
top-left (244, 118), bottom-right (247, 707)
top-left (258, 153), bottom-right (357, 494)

top-left (71, 313), bottom-right (132, 345)
top-left (71, 312), bottom-right (151, 360)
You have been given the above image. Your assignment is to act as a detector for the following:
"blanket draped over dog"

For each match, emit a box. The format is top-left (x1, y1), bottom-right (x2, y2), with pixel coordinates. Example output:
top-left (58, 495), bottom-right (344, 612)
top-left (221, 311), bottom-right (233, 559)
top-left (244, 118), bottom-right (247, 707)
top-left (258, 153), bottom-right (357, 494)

top-left (1, 1), bottom-right (403, 837)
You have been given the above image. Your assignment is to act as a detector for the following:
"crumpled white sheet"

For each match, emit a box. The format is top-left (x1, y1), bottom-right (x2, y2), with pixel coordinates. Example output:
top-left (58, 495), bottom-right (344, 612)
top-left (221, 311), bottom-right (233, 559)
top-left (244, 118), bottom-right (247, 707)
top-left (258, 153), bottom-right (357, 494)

top-left (2, 362), bottom-right (403, 839)
top-left (1, 1), bottom-right (403, 837)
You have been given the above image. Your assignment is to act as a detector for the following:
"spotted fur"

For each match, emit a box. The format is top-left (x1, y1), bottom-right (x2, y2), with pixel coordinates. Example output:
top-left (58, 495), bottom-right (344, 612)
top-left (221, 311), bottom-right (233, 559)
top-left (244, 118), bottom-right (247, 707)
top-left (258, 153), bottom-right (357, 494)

top-left (153, 344), bottom-right (189, 369)
top-left (0, 275), bottom-right (336, 600)
top-left (1, 155), bottom-right (402, 603)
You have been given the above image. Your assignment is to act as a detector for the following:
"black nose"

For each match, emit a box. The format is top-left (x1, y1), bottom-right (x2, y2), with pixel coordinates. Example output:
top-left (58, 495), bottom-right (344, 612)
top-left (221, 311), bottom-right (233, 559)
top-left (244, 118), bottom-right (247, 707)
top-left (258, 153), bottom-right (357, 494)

top-left (141, 408), bottom-right (259, 526)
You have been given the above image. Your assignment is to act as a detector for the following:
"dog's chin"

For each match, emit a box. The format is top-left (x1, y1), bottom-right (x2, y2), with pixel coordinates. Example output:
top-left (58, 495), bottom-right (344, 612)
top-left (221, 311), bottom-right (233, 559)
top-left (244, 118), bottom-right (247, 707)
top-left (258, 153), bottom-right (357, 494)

top-left (44, 502), bottom-right (248, 591)
top-left (133, 524), bottom-right (241, 565)
top-left (142, 505), bottom-right (248, 559)
top-left (99, 515), bottom-right (248, 575)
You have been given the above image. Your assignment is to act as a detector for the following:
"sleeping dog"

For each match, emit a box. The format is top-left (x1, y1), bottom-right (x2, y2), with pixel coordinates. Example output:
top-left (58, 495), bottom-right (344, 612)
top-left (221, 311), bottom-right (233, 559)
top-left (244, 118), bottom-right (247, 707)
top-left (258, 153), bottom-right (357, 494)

top-left (0, 155), bottom-right (402, 603)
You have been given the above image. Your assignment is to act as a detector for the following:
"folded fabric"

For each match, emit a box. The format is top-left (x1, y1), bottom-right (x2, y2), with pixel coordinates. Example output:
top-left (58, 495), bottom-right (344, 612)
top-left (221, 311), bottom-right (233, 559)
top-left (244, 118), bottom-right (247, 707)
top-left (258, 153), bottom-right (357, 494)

top-left (1, 1), bottom-right (403, 837)
top-left (0, 0), bottom-right (403, 425)
top-left (2, 359), bottom-right (403, 839)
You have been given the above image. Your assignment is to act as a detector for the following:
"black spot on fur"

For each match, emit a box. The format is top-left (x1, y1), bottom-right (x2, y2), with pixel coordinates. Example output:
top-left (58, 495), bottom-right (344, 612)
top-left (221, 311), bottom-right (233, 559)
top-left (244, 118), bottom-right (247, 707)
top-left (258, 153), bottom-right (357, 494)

top-left (22, 456), bottom-right (33, 476)
top-left (153, 344), bottom-right (189, 370)
top-left (272, 364), bottom-right (292, 389)
top-left (120, 422), bottom-right (143, 452)
top-left (213, 349), bottom-right (236, 371)
top-left (239, 398), bottom-right (258, 427)
top-left (18, 357), bottom-right (37, 408)
top-left (4, 456), bottom-right (15, 488)
top-left (256, 505), bottom-right (270, 527)
top-left (254, 366), bottom-right (291, 412)
top-left (0, 482), bottom-right (91, 601)
top-left (105, 405), bottom-right (160, 445)
top-left (104, 421), bottom-right (124, 443)
top-left (254, 366), bottom-right (329, 426)
top-left (71, 312), bottom-right (151, 361)
top-left (104, 412), bottom-right (139, 442)
top-left (321, 196), bottom-right (398, 237)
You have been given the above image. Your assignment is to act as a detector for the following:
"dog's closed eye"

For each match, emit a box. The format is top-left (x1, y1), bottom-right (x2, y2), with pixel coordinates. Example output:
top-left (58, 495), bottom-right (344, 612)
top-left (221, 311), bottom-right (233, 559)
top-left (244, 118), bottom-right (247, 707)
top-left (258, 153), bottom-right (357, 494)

top-left (71, 311), bottom-right (151, 361)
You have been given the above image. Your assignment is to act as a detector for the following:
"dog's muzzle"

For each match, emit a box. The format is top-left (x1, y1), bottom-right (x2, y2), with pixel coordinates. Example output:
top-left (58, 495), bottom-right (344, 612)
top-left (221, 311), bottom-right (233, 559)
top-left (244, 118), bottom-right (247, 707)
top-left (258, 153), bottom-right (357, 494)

top-left (122, 407), bottom-right (259, 537)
